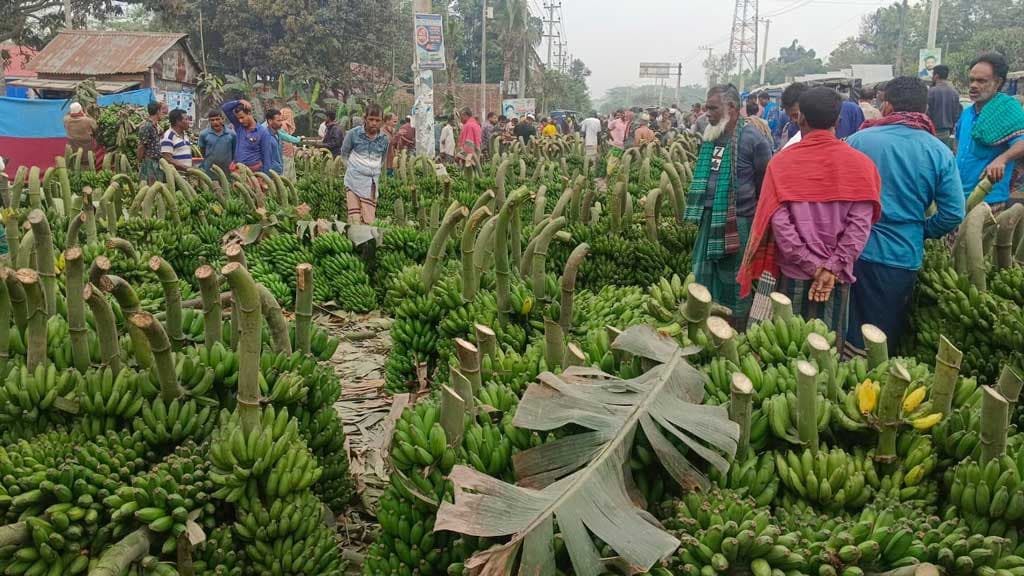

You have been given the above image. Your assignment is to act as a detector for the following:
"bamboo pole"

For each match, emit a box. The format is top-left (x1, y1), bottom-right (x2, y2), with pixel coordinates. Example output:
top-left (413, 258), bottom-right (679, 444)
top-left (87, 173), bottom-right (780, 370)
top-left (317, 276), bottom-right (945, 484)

top-left (863, 324), bottom-right (889, 370)
top-left (980, 386), bottom-right (1010, 463)
top-left (195, 265), bottom-right (223, 350)
top-left (65, 247), bottom-right (91, 372)
top-left (796, 360), bottom-right (819, 453)
top-left (875, 361), bottom-right (911, 469)
top-left (559, 243), bottom-right (590, 333)
top-left (149, 256), bottom-right (185, 350)
top-left (931, 336), bottom-right (963, 415)
top-left (707, 316), bottom-right (739, 365)
top-left (222, 262), bottom-right (263, 435)
top-left (130, 312), bottom-right (182, 403)
top-left (83, 283), bottom-right (120, 373)
top-left (294, 263), bottom-right (313, 355)
top-left (807, 333), bottom-right (838, 402)
top-left (17, 269), bottom-right (47, 370)
top-left (730, 372), bottom-right (754, 458)
top-left (26, 210), bottom-right (56, 316)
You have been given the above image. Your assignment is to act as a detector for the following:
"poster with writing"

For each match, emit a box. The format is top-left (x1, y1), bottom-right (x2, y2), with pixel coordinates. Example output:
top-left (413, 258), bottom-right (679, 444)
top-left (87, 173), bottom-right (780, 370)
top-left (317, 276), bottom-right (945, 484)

top-left (502, 99), bottom-right (536, 119)
top-left (918, 48), bottom-right (942, 81)
top-left (160, 90), bottom-right (196, 119)
top-left (415, 14), bottom-right (446, 71)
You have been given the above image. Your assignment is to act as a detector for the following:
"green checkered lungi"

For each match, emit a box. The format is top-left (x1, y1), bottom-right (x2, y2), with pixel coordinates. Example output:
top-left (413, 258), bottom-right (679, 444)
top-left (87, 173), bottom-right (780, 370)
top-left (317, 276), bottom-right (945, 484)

top-left (139, 158), bottom-right (161, 185)
top-left (777, 274), bottom-right (851, 352)
top-left (693, 212), bottom-right (752, 330)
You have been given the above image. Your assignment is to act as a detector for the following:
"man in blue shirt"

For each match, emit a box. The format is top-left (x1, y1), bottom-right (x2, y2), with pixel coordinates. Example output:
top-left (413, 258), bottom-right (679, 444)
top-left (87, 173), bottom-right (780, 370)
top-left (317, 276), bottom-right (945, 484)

top-left (954, 52), bottom-right (1024, 208)
top-left (198, 110), bottom-right (235, 175)
top-left (221, 99), bottom-right (276, 174)
top-left (846, 76), bottom-right (964, 356)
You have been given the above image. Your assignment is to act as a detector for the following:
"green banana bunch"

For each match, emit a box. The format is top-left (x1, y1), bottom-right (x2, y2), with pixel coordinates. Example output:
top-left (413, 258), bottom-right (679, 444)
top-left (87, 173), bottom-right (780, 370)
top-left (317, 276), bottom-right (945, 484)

top-left (573, 285), bottom-right (652, 335)
top-left (46, 315), bottom-right (102, 372)
top-left (303, 406), bottom-right (353, 511)
top-left (312, 231), bottom-right (355, 257)
top-left (761, 391), bottom-right (831, 445)
top-left (932, 405), bottom-right (986, 465)
top-left (133, 395), bottom-right (214, 448)
top-left (191, 526), bottom-right (243, 575)
top-left (947, 449), bottom-right (1024, 530)
top-left (232, 490), bottom-right (344, 575)
top-left (739, 316), bottom-right (834, 366)
top-left (710, 450), bottom-right (780, 507)
top-left (366, 484), bottom-right (461, 576)
top-left (0, 362), bottom-right (79, 442)
top-left (76, 366), bottom-right (149, 437)
top-left (775, 445), bottom-right (876, 510)
top-left (481, 342), bottom-right (548, 395)
top-left (646, 274), bottom-right (690, 324)
top-left (187, 340), bottom-right (240, 390)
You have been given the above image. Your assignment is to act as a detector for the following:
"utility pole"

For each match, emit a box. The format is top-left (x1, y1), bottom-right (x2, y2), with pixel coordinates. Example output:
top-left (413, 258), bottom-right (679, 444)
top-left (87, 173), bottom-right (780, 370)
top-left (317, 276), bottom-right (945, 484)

top-left (543, 3), bottom-right (561, 69)
top-left (699, 45), bottom-right (715, 88)
top-left (676, 63), bottom-right (682, 105)
top-left (481, 0), bottom-right (488, 117)
top-left (759, 19), bottom-right (770, 86)
top-left (927, 0), bottom-right (940, 48)
top-left (727, 0), bottom-right (758, 91)
top-left (895, 0), bottom-right (908, 75)
top-left (519, 0), bottom-right (528, 99)
top-left (65, 0), bottom-right (72, 27)
top-left (414, 0), bottom-right (435, 157)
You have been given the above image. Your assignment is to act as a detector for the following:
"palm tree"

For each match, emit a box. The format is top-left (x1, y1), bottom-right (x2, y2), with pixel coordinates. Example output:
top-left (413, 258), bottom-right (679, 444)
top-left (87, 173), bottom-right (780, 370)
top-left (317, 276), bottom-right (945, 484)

top-left (494, 0), bottom-right (540, 97)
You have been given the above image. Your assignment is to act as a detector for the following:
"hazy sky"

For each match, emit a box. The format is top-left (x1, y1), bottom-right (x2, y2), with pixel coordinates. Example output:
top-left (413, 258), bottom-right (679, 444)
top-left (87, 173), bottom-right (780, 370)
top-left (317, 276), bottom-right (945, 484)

top-left (546, 0), bottom-right (895, 99)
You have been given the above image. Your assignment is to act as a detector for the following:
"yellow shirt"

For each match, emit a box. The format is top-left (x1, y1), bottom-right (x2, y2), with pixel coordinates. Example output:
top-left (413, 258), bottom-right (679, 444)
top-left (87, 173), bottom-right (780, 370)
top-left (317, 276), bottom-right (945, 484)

top-left (542, 124), bottom-right (558, 137)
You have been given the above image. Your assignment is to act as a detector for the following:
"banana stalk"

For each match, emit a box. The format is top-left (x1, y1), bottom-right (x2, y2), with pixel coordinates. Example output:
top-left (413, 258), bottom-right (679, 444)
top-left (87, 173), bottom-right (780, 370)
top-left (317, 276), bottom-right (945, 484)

top-left (532, 185), bottom-right (548, 225)
top-left (66, 210), bottom-right (86, 248)
top-left (91, 527), bottom-right (152, 576)
top-left (258, 284), bottom-right (292, 355)
top-left (662, 163), bottom-right (684, 222)
top-left (88, 255), bottom-right (110, 285)
top-left (580, 186), bottom-right (596, 225)
top-left (530, 216), bottom-right (567, 302)
top-left (644, 187), bottom-right (663, 243)
top-left (729, 373), bottom-right (754, 458)
top-left (195, 265), bottom-right (223, 350)
top-left (471, 189), bottom-right (495, 215)
top-left (682, 283), bottom-right (712, 341)
top-left (770, 292), bottom-right (793, 322)
top-left (106, 237), bottom-right (138, 260)
top-left (965, 177), bottom-right (992, 214)
top-left (495, 157), bottom-right (511, 207)
top-left (55, 155), bottom-right (71, 215)
top-left (475, 324), bottom-right (496, 368)
top-left (440, 384), bottom-right (467, 447)
top-left (16, 228), bottom-right (35, 270)
top-left (131, 312), bottom-right (182, 403)
top-left (610, 181), bottom-right (626, 233)
top-left (953, 202), bottom-right (994, 290)
top-left (931, 335), bottom-right (962, 415)
top-left (149, 256), bottom-right (185, 350)
top-left (294, 263), bottom-right (313, 355)
top-left (0, 270), bottom-right (9, 370)
top-left (224, 244), bottom-right (247, 349)
top-left (549, 185), bottom-right (573, 222)
top-left (565, 342), bottom-right (586, 367)
top-left (708, 316), bottom-right (739, 365)
top-left (429, 201), bottom-right (440, 231)
top-left (423, 203), bottom-right (468, 291)
top-left (544, 318), bottom-right (565, 369)
top-left (0, 172), bottom-right (8, 208)
top-left (510, 209), bottom-right (523, 273)
top-left (455, 338), bottom-right (481, 395)
top-left (26, 166), bottom-right (41, 209)
top-left (496, 188), bottom-right (531, 326)
top-left (3, 212), bottom-right (18, 267)
top-left (83, 282), bottom-right (120, 374)
top-left (17, 268), bottom-right (47, 370)
top-left (862, 324), bottom-right (888, 370)
top-left (4, 270), bottom-right (27, 333)
top-left (101, 275), bottom-right (152, 368)
top-left (472, 215), bottom-right (498, 287)
top-left (808, 332), bottom-right (838, 402)
top-left (0, 522), bottom-right (28, 548)
top-left (450, 367), bottom-right (474, 420)
top-left (558, 243), bottom-right (590, 333)
top-left (875, 361), bottom-right (911, 470)
top-left (980, 385), bottom-right (1009, 464)
top-left (994, 204), bottom-right (1024, 269)
top-left (27, 210), bottom-right (56, 316)
top-left (997, 363), bottom-right (1023, 414)
top-left (461, 206), bottom-right (492, 302)
top-left (796, 360), bottom-right (819, 453)
top-left (222, 262), bottom-right (262, 435)
top-left (65, 247), bottom-right (91, 373)
top-left (393, 198), bottom-right (406, 225)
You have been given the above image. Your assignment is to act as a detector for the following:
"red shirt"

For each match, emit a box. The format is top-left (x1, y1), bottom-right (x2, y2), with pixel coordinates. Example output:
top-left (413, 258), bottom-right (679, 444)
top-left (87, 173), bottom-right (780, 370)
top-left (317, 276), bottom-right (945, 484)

top-left (459, 117), bottom-right (482, 155)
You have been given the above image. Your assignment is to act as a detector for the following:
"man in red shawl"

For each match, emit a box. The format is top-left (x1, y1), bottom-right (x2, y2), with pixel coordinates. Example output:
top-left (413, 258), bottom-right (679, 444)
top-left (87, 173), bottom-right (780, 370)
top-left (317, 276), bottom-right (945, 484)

top-left (738, 87), bottom-right (882, 350)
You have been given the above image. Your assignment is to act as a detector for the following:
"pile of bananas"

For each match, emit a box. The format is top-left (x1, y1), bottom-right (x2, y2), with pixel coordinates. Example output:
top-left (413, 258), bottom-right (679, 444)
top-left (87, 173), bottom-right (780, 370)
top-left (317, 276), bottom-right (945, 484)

top-left (374, 226), bottom-right (433, 299)
top-left (760, 391), bottom-right (831, 444)
top-left (647, 273), bottom-right (691, 324)
top-left (0, 363), bottom-right (80, 442)
top-left (774, 445), bottom-right (877, 510)
top-left (947, 449), bottom-right (1024, 536)
top-left (76, 367), bottom-right (150, 436)
top-left (710, 450), bottom-right (780, 507)
top-left (739, 316), bottom-right (834, 366)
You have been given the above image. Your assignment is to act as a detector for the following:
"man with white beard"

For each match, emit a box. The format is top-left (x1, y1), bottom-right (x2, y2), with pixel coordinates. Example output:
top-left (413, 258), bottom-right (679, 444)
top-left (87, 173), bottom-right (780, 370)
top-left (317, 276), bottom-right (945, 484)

top-left (684, 84), bottom-right (772, 329)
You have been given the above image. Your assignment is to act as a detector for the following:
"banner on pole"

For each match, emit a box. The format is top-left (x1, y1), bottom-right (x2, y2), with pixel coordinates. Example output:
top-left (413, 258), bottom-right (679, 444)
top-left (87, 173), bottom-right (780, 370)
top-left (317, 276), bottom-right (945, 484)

top-left (502, 98), bottom-right (536, 119)
top-left (639, 62), bottom-right (673, 79)
top-left (415, 13), bottom-right (446, 71)
top-left (918, 48), bottom-right (941, 80)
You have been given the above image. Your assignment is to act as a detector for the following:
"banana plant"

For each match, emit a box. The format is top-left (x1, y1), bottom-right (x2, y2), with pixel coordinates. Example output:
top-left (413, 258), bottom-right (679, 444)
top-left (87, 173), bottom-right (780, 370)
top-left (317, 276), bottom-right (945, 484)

top-left (436, 324), bottom-right (741, 576)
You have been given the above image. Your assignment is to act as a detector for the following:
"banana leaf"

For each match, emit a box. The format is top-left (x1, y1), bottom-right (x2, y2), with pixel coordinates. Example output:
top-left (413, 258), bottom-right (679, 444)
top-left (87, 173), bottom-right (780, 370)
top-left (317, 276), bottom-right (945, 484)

top-left (435, 324), bottom-right (740, 576)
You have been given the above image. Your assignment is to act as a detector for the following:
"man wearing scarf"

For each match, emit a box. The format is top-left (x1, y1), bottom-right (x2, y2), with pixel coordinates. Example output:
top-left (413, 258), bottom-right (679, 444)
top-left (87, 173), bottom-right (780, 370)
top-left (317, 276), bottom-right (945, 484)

top-left (954, 52), bottom-right (1024, 210)
top-left (737, 87), bottom-right (881, 348)
top-left (844, 77), bottom-right (964, 357)
top-left (685, 84), bottom-right (772, 329)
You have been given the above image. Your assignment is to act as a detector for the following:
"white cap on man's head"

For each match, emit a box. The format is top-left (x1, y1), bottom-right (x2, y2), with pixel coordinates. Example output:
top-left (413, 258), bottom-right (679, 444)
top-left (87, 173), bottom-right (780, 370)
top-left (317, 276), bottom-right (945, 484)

top-left (69, 102), bottom-right (83, 114)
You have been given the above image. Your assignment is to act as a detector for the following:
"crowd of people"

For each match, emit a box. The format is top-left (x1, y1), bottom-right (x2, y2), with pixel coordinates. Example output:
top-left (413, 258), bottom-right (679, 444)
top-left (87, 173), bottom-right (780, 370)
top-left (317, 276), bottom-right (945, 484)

top-left (689, 51), bottom-right (1024, 357)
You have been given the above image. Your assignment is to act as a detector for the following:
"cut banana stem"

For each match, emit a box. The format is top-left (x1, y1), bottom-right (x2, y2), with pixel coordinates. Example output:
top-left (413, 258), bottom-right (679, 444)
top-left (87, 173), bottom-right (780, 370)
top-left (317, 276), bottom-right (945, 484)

top-left (454, 338), bottom-right (481, 394)
top-left (221, 262), bottom-right (263, 435)
top-left (565, 343), bottom-right (586, 367)
top-left (101, 274), bottom-right (153, 369)
top-left (149, 256), bottom-right (185, 350)
top-left (474, 324), bottom-right (497, 368)
top-left (83, 282), bottom-right (120, 374)
top-left (4, 212), bottom-right (20, 267)
top-left (931, 335), bottom-right (963, 415)
top-left (729, 372), bottom-right (754, 458)
top-left (770, 292), bottom-right (793, 322)
top-left (91, 527), bottom-right (152, 576)
top-left (683, 283), bottom-right (712, 341)
top-left (65, 247), bottom-right (91, 373)
top-left (559, 243), bottom-right (590, 334)
top-left (89, 254), bottom-right (110, 286)
top-left (862, 324), bottom-right (888, 370)
top-left (393, 198), bottom-right (406, 224)
top-left (875, 361), bottom-right (911, 469)
top-left (807, 332), bottom-right (838, 402)
top-left (17, 268), bottom-right (47, 371)
top-left (644, 187), bottom-right (663, 243)
top-left (533, 185), bottom-right (548, 225)
top-left (994, 204), bottom-right (1024, 269)
top-left (294, 263), bottom-right (313, 355)
top-left (440, 384), bottom-right (466, 448)
top-left (449, 366), bottom-right (474, 419)
top-left (980, 385), bottom-right (1009, 463)
top-left (544, 319), bottom-right (565, 370)
top-left (27, 209), bottom-right (56, 316)
top-left (707, 316), bottom-right (739, 365)
top-left (130, 312), bottom-right (182, 403)
top-left (796, 360), bottom-right (820, 452)
top-left (997, 363), bottom-right (1023, 414)
top-left (530, 216), bottom-right (567, 302)
top-left (258, 284), bottom-right (292, 355)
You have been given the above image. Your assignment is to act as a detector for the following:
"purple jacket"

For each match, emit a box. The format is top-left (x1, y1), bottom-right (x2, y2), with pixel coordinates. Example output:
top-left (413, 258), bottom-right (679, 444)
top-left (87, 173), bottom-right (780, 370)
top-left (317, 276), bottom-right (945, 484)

top-left (771, 201), bottom-right (875, 283)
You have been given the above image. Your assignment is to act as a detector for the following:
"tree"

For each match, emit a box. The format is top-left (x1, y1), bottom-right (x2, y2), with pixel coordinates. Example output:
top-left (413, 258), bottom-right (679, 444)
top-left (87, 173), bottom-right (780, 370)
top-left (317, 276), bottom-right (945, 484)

top-left (596, 84), bottom-right (707, 114)
top-left (740, 40), bottom-right (826, 86)
top-left (533, 58), bottom-right (592, 113)
top-left (3, 0), bottom-right (125, 47)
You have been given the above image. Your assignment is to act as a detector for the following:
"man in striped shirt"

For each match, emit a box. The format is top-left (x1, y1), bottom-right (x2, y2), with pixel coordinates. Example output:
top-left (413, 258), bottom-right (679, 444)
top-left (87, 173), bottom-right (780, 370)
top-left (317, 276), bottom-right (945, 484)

top-left (161, 109), bottom-right (193, 171)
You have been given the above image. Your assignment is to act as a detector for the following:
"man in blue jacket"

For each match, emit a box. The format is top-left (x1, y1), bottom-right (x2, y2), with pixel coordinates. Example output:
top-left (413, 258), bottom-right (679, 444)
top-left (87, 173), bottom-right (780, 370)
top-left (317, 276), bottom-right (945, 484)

top-left (845, 76), bottom-right (965, 356)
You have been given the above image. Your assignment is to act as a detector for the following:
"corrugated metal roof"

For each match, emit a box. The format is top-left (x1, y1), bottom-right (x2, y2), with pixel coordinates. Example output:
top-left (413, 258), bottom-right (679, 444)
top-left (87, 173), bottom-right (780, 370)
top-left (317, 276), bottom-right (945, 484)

top-left (2, 44), bottom-right (38, 77)
top-left (28, 31), bottom-right (190, 76)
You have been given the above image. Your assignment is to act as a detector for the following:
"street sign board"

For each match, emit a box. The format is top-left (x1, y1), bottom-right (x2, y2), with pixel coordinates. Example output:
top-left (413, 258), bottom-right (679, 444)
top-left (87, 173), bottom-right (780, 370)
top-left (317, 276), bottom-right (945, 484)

top-left (639, 62), bottom-right (673, 79)
top-left (415, 13), bottom-right (446, 71)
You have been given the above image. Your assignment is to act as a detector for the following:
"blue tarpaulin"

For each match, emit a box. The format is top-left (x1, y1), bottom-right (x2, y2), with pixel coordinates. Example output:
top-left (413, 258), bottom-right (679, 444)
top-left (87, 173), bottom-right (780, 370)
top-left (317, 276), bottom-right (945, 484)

top-left (97, 88), bottom-right (154, 107)
top-left (0, 97), bottom-right (69, 171)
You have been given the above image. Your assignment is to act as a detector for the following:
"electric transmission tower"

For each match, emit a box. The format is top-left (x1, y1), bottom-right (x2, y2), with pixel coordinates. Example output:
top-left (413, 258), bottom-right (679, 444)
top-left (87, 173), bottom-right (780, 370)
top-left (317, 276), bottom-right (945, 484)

top-left (726, 0), bottom-right (758, 90)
